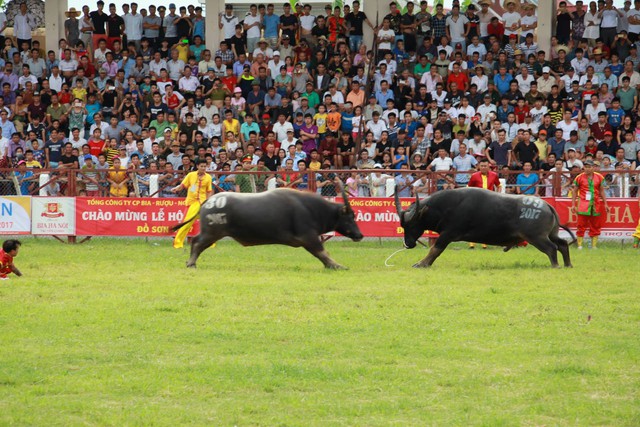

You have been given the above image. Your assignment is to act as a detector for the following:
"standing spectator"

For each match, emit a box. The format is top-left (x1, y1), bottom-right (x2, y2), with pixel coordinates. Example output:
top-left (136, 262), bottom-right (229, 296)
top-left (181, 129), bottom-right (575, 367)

top-left (502, 0), bottom-right (522, 41)
top-left (105, 3), bottom-right (124, 51)
top-left (64, 8), bottom-right (82, 49)
top-left (143, 6), bottom-right (161, 47)
top-left (263, 4), bottom-right (280, 49)
top-left (598, 0), bottom-right (625, 47)
top-left (556, 2), bottom-right (573, 45)
top-left (244, 4), bottom-right (262, 59)
top-left (346, 1), bottom-right (374, 53)
top-left (571, 159), bottom-right (609, 249)
top-left (13, 2), bottom-right (36, 49)
top-left (0, 6), bottom-right (6, 48)
top-left (123, 2), bottom-right (144, 51)
top-left (163, 3), bottom-right (180, 47)
top-left (219, 5), bottom-right (238, 44)
top-left (174, 6), bottom-right (193, 42)
top-left (445, 5), bottom-right (469, 53)
top-left (279, 4), bottom-right (298, 46)
top-left (431, 4), bottom-right (447, 41)
top-left (90, 1), bottom-right (108, 51)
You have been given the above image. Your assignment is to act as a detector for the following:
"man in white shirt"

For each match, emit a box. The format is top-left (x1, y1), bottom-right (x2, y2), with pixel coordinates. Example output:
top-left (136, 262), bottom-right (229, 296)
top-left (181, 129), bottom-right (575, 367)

top-left (502, 0), bottom-right (521, 38)
top-left (365, 112), bottom-right (388, 141)
top-left (560, 67), bottom-right (580, 90)
top-left (515, 66), bottom-right (535, 94)
top-left (199, 97), bottom-right (219, 125)
top-left (166, 49), bottom-right (185, 81)
top-left (445, 5), bottom-right (469, 51)
top-left (243, 5), bottom-right (262, 57)
top-left (48, 65), bottom-right (64, 92)
top-left (267, 52), bottom-right (285, 78)
top-left (583, 95), bottom-right (607, 125)
top-left (429, 147), bottom-right (454, 190)
top-left (149, 52), bottom-right (167, 77)
top-left (178, 67), bottom-right (199, 94)
top-left (273, 114), bottom-right (294, 142)
top-left (123, 3), bottom-right (144, 50)
top-left (219, 5), bottom-right (239, 42)
top-left (529, 98), bottom-right (548, 127)
top-left (628, 0), bottom-right (640, 42)
top-left (13, 3), bottom-right (36, 47)
top-left (477, 94), bottom-right (497, 123)
top-left (556, 110), bottom-right (580, 139)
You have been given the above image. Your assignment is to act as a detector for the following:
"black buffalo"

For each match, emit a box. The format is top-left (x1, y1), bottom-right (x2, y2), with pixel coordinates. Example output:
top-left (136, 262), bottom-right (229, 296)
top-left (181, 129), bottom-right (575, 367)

top-left (395, 187), bottom-right (575, 268)
top-left (171, 188), bottom-right (363, 269)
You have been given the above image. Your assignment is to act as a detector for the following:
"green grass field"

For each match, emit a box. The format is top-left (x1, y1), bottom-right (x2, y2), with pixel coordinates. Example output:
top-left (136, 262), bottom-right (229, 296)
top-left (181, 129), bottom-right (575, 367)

top-left (0, 238), bottom-right (639, 426)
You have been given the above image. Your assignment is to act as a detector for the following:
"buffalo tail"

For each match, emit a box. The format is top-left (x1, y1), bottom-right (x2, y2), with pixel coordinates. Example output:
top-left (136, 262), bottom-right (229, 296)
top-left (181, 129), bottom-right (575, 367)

top-left (560, 224), bottom-right (578, 246)
top-left (170, 213), bottom-right (199, 233)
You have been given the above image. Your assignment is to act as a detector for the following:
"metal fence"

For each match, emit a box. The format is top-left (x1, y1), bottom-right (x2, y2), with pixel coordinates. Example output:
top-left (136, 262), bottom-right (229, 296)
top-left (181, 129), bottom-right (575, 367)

top-left (3, 167), bottom-right (640, 199)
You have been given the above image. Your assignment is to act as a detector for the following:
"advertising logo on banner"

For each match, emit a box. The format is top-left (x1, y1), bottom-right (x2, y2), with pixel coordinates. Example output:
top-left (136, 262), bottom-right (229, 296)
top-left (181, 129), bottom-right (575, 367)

top-left (75, 198), bottom-right (199, 237)
top-left (336, 197), bottom-right (438, 238)
top-left (31, 197), bottom-right (76, 235)
top-left (0, 196), bottom-right (31, 234)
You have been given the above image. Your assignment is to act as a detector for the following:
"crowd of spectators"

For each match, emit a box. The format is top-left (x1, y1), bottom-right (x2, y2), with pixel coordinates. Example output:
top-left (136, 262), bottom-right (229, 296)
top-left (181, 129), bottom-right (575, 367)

top-left (2, 0), bottom-right (640, 198)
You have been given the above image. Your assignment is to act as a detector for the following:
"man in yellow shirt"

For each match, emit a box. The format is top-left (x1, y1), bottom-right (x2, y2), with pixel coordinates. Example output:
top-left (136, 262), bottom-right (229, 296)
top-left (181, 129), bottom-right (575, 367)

top-left (171, 159), bottom-right (213, 248)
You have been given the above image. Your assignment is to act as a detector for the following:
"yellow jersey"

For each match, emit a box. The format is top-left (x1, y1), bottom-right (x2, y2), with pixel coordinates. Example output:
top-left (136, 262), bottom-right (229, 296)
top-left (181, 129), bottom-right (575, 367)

top-left (182, 171), bottom-right (213, 205)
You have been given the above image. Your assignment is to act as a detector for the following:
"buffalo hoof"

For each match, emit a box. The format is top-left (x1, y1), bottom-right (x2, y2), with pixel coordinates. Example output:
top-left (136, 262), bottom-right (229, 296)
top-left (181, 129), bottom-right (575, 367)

top-left (565, 264), bottom-right (573, 268)
top-left (186, 262), bottom-right (196, 269)
top-left (326, 264), bottom-right (348, 270)
top-left (412, 262), bottom-right (429, 268)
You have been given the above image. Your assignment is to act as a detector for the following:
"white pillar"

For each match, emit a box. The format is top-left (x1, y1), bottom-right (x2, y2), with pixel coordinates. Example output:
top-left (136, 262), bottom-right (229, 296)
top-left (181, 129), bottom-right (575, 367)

top-left (537, 0), bottom-right (553, 58)
top-left (205, 0), bottom-right (225, 52)
top-left (45, 0), bottom-right (67, 55)
top-left (363, 0), bottom-right (385, 52)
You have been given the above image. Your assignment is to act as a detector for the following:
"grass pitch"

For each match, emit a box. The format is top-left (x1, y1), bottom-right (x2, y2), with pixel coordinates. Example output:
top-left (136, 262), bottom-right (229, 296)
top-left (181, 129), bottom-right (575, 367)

top-left (0, 238), bottom-right (639, 426)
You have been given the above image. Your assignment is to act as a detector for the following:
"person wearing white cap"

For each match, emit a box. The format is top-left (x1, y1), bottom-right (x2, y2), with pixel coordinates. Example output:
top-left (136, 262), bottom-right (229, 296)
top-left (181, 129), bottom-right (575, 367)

top-left (268, 51), bottom-right (284, 78)
top-left (536, 66), bottom-right (556, 96)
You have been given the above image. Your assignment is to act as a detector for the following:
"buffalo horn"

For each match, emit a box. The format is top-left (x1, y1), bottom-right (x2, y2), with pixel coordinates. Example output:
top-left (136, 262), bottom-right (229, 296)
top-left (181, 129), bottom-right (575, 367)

top-left (340, 182), bottom-right (351, 211)
top-left (394, 187), bottom-right (403, 217)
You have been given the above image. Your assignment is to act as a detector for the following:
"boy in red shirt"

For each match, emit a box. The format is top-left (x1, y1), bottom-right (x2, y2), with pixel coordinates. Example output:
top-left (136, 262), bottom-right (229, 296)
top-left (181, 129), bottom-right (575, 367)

top-left (0, 240), bottom-right (22, 279)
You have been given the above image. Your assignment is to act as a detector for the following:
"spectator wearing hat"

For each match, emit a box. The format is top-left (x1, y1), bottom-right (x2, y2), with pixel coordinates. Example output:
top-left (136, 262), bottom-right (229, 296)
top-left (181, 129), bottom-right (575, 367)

top-left (162, 3), bottom-right (179, 46)
top-left (502, 0), bottom-right (521, 41)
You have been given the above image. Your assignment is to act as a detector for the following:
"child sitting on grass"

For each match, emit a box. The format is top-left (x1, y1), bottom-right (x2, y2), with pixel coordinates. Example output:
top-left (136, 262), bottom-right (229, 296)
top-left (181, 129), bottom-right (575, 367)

top-left (0, 240), bottom-right (22, 280)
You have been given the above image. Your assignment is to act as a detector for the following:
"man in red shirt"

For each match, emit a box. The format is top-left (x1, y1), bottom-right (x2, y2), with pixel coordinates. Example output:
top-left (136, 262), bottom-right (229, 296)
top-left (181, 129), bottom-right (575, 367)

top-left (467, 158), bottom-right (501, 248)
top-left (447, 62), bottom-right (469, 92)
top-left (571, 159), bottom-right (609, 249)
top-left (468, 158), bottom-right (501, 191)
top-left (0, 239), bottom-right (22, 279)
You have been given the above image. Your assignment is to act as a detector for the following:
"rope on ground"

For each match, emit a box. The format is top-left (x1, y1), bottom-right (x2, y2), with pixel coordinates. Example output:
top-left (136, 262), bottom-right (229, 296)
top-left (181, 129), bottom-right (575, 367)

top-left (384, 248), bottom-right (407, 267)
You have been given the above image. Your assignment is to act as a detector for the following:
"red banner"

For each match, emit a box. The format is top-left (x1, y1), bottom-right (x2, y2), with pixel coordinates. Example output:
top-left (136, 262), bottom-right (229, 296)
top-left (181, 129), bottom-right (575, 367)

top-left (547, 198), bottom-right (639, 238)
top-left (72, 196), bottom-right (640, 239)
top-left (340, 197), bottom-right (640, 239)
top-left (75, 197), bottom-right (199, 236)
